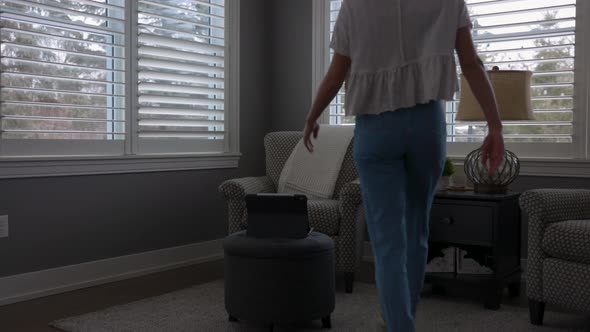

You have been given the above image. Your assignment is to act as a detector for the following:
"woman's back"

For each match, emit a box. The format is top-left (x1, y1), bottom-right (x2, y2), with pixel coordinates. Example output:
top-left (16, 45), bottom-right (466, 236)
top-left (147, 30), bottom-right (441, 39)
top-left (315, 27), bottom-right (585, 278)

top-left (331, 0), bottom-right (471, 115)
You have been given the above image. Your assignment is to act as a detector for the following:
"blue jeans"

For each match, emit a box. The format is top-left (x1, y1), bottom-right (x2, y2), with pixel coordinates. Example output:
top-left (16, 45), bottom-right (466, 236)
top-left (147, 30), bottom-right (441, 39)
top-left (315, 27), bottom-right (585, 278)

top-left (353, 101), bottom-right (447, 332)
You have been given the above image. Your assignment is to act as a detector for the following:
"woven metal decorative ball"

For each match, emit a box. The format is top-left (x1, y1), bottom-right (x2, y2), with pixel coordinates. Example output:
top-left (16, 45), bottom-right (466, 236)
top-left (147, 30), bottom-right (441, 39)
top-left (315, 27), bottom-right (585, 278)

top-left (464, 149), bottom-right (520, 194)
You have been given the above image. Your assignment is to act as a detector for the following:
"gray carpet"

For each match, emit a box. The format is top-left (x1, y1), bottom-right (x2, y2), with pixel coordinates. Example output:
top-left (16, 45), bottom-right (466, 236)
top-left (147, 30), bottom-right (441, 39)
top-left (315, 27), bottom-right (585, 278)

top-left (51, 280), bottom-right (590, 332)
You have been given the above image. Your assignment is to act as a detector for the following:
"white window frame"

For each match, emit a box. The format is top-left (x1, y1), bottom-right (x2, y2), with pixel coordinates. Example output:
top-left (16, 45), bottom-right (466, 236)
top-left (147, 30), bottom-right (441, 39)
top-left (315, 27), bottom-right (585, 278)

top-left (0, 0), bottom-right (241, 179)
top-left (312, 0), bottom-right (590, 177)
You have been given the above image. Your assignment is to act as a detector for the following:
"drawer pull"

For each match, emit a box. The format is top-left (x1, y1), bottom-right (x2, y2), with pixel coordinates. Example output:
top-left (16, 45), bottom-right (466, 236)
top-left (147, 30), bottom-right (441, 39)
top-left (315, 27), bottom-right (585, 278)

top-left (439, 217), bottom-right (454, 225)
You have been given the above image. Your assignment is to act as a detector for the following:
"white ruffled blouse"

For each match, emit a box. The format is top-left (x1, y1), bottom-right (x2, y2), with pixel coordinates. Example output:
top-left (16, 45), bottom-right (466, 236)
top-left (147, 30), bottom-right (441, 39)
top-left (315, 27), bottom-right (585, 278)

top-left (330, 0), bottom-right (472, 116)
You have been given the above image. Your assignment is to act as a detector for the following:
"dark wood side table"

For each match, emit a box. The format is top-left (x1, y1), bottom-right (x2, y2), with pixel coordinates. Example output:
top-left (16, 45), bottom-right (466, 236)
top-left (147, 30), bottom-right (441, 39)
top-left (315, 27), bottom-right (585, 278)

top-left (425, 191), bottom-right (521, 310)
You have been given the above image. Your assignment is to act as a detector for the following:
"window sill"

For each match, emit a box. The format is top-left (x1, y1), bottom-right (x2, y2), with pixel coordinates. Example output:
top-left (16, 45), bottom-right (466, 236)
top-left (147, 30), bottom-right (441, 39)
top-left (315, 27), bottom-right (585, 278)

top-left (0, 153), bottom-right (241, 179)
top-left (449, 156), bottom-right (590, 178)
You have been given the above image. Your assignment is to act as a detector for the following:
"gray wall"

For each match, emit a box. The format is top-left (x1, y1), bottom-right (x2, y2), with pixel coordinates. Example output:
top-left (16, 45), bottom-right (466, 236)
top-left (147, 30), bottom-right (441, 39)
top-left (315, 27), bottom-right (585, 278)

top-left (0, 0), bottom-right (271, 278)
top-left (268, 0), bottom-right (313, 132)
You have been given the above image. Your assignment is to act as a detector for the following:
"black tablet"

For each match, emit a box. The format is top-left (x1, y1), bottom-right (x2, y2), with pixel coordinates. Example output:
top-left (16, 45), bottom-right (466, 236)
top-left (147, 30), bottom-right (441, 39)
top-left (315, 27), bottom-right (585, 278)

top-left (245, 193), bottom-right (310, 239)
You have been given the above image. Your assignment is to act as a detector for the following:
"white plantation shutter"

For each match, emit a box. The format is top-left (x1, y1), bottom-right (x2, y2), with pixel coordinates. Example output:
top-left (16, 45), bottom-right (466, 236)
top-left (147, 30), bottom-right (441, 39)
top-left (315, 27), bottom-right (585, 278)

top-left (137, 0), bottom-right (226, 154)
top-left (328, 0), bottom-right (349, 125)
top-left (448, 0), bottom-right (577, 150)
top-left (0, 0), bottom-right (126, 156)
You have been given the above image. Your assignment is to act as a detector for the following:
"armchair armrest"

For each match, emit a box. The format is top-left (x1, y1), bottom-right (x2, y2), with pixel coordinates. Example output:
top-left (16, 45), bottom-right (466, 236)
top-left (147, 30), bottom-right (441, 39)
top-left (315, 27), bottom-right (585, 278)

top-left (339, 179), bottom-right (362, 207)
top-left (519, 189), bottom-right (590, 302)
top-left (337, 179), bottom-right (365, 272)
top-left (219, 176), bottom-right (276, 200)
top-left (520, 189), bottom-right (590, 225)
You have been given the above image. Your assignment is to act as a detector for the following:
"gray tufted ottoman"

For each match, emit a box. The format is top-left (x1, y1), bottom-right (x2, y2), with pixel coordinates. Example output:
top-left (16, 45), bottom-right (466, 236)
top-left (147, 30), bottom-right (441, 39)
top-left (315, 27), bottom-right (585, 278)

top-left (223, 231), bottom-right (335, 331)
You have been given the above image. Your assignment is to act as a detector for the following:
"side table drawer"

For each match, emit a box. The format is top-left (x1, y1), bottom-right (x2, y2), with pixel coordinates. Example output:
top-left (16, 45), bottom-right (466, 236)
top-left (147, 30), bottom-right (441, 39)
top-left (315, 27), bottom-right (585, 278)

top-left (429, 203), bottom-right (493, 245)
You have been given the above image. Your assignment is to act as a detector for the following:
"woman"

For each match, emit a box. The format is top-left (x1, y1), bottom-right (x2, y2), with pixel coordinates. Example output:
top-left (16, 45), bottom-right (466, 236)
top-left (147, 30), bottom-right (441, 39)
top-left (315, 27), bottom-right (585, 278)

top-left (303, 0), bottom-right (505, 331)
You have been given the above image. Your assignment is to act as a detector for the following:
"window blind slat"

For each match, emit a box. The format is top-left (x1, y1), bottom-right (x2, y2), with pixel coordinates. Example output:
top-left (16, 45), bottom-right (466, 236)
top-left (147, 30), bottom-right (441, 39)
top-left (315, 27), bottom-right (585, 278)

top-left (2, 115), bottom-right (125, 123)
top-left (139, 132), bottom-right (224, 139)
top-left (139, 0), bottom-right (224, 11)
top-left (456, 58), bottom-right (574, 69)
top-left (139, 34), bottom-right (224, 55)
top-left (472, 17), bottom-right (575, 31)
top-left (137, 70), bottom-right (223, 86)
top-left (139, 95), bottom-right (224, 108)
top-left (139, 46), bottom-right (224, 66)
top-left (139, 0), bottom-right (224, 21)
top-left (474, 32), bottom-right (575, 44)
top-left (1, 72), bottom-right (126, 87)
top-left (2, 91), bottom-right (126, 107)
top-left (138, 82), bottom-right (224, 97)
top-left (139, 119), bottom-right (224, 127)
top-left (454, 121), bottom-right (572, 126)
top-left (2, 129), bottom-right (125, 135)
top-left (138, 59), bottom-right (224, 77)
top-left (139, 107), bottom-right (224, 117)
top-left (477, 44), bottom-right (574, 56)
top-left (467, 0), bottom-right (539, 7)
top-left (1, 101), bottom-right (126, 111)
top-left (451, 134), bottom-right (571, 139)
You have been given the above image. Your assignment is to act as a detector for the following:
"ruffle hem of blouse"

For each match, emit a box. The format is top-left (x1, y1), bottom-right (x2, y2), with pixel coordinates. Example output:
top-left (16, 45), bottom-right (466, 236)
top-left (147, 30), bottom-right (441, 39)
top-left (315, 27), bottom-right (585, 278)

top-left (344, 54), bottom-right (459, 116)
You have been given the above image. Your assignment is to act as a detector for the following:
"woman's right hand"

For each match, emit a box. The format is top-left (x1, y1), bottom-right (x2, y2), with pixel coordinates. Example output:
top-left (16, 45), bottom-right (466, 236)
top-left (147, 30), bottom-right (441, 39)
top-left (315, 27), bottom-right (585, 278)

top-left (480, 129), bottom-right (505, 177)
top-left (303, 120), bottom-right (320, 153)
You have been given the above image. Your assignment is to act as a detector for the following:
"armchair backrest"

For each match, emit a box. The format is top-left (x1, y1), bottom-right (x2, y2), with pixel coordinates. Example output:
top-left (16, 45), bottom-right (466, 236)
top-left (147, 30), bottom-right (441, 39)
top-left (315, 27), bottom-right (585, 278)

top-left (264, 131), bottom-right (358, 199)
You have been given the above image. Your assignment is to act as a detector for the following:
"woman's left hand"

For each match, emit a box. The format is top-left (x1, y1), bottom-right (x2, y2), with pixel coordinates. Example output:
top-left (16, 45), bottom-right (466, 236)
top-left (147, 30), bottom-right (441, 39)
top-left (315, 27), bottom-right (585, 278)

top-left (303, 120), bottom-right (320, 153)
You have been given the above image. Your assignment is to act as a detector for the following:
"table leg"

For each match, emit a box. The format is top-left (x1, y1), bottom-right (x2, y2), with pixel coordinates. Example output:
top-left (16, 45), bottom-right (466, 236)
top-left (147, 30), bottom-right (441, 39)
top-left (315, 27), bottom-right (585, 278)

top-left (508, 282), bottom-right (521, 297)
top-left (484, 281), bottom-right (504, 310)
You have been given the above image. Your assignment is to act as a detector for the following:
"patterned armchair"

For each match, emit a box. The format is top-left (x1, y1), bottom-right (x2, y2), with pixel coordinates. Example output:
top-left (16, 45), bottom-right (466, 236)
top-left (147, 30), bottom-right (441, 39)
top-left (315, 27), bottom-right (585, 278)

top-left (519, 189), bottom-right (590, 325)
top-left (219, 132), bottom-right (365, 293)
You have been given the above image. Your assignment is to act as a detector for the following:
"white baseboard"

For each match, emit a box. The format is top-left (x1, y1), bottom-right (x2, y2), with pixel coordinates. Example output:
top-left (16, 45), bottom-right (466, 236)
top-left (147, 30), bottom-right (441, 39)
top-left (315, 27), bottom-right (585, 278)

top-left (362, 241), bottom-right (528, 279)
top-left (0, 239), bottom-right (224, 307)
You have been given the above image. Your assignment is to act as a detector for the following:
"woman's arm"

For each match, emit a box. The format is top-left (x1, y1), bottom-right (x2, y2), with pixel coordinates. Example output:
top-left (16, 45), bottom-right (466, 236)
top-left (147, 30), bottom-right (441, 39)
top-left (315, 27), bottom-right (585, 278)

top-left (456, 27), bottom-right (502, 132)
top-left (303, 53), bottom-right (351, 152)
top-left (455, 26), bottom-right (505, 176)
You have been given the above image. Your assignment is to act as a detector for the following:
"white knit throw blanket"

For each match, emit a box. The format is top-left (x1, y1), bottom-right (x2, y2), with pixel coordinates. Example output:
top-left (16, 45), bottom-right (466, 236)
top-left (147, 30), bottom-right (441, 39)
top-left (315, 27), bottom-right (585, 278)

top-left (278, 125), bottom-right (355, 200)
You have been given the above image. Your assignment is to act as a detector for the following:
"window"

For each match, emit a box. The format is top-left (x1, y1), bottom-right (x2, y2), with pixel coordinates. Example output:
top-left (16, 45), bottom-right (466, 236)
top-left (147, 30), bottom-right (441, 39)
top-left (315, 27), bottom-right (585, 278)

top-left (0, 0), bottom-right (239, 163)
top-left (1, 0), bottom-right (127, 156)
top-left (447, 0), bottom-right (580, 159)
top-left (327, 0), bottom-right (350, 125)
top-left (137, 0), bottom-right (227, 154)
top-left (315, 0), bottom-right (590, 165)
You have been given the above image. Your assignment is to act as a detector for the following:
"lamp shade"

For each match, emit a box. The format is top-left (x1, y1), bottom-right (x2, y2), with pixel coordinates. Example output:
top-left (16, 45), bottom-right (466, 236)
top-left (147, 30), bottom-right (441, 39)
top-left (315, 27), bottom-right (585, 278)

top-left (457, 68), bottom-right (534, 121)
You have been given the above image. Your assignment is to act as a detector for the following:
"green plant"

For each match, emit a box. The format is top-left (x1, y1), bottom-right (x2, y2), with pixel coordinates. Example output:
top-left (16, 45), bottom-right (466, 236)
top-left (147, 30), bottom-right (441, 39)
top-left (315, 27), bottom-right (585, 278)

top-left (443, 157), bottom-right (455, 177)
